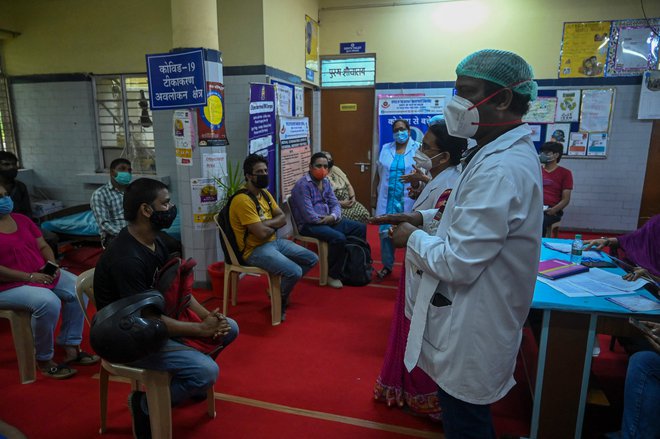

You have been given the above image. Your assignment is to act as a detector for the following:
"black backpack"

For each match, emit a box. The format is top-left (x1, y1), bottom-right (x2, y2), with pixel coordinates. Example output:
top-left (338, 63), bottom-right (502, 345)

top-left (216, 189), bottom-right (272, 266)
top-left (339, 236), bottom-right (373, 286)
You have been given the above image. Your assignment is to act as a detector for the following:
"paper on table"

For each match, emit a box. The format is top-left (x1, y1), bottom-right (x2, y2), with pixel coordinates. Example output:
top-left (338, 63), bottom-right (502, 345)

top-left (542, 242), bottom-right (604, 260)
top-left (538, 267), bottom-right (647, 298)
top-left (587, 268), bottom-right (647, 292)
top-left (537, 276), bottom-right (592, 297)
top-left (606, 295), bottom-right (660, 312)
top-left (564, 277), bottom-right (632, 296)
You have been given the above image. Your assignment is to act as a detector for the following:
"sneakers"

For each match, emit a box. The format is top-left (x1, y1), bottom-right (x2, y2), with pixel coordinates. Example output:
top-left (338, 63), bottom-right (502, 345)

top-left (327, 277), bottom-right (343, 289)
top-left (128, 391), bottom-right (151, 439)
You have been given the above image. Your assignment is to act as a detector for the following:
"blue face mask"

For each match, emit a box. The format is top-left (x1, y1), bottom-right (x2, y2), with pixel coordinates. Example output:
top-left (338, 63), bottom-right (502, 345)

top-left (0, 196), bottom-right (14, 215)
top-left (114, 171), bottom-right (132, 186)
top-left (394, 130), bottom-right (409, 144)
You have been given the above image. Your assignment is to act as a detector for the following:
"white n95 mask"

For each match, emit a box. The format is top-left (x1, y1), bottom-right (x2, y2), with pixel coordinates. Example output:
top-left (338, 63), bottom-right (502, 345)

top-left (413, 148), bottom-right (442, 172)
top-left (444, 95), bottom-right (479, 139)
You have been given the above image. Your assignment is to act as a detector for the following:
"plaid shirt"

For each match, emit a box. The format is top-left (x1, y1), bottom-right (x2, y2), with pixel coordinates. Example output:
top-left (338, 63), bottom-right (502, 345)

top-left (90, 182), bottom-right (127, 238)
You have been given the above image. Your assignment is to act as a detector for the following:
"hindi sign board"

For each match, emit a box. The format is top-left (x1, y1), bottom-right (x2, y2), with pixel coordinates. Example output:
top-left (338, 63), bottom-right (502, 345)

top-left (147, 49), bottom-right (206, 109)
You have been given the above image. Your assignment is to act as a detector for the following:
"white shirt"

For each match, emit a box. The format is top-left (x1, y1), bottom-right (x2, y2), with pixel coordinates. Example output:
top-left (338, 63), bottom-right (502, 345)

top-left (412, 165), bottom-right (461, 211)
top-left (403, 124), bottom-right (543, 405)
top-left (375, 139), bottom-right (420, 216)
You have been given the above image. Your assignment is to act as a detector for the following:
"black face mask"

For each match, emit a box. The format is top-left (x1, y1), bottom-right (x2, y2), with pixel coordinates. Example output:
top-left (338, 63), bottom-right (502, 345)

top-left (0, 168), bottom-right (18, 182)
top-left (253, 174), bottom-right (269, 189)
top-left (149, 204), bottom-right (177, 230)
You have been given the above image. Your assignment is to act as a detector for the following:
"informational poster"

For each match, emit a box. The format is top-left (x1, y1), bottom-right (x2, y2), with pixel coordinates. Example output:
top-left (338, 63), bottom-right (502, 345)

top-left (197, 82), bottom-right (228, 146)
top-left (274, 82), bottom-right (293, 117)
top-left (545, 123), bottom-right (572, 152)
top-left (305, 16), bottom-right (320, 72)
top-left (377, 95), bottom-right (445, 148)
top-left (580, 88), bottom-right (615, 133)
top-left (587, 133), bottom-right (608, 156)
top-left (522, 97), bottom-right (557, 123)
top-left (146, 49), bottom-right (206, 109)
top-left (248, 83), bottom-right (277, 195)
top-left (279, 117), bottom-right (311, 199)
top-left (638, 71), bottom-right (660, 119)
top-left (294, 86), bottom-right (304, 116)
top-left (555, 90), bottom-right (581, 122)
top-left (173, 109), bottom-right (194, 166)
top-left (607, 19), bottom-right (660, 76)
top-left (568, 132), bottom-right (589, 156)
top-left (529, 125), bottom-right (542, 142)
top-left (202, 153), bottom-right (227, 180)
top-left (190, 177), bottom-right (221, 230)
top-left (559, 21), bottom-right (611, 78)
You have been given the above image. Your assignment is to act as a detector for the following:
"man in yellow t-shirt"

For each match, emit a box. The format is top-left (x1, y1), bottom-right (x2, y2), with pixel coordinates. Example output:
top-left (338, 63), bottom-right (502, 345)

top-left (228, 154), bottom-right (318, 321)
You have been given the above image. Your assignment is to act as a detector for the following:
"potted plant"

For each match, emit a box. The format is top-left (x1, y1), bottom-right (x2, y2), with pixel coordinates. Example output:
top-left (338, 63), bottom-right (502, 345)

top-left (213, 160), bottom-right (244, 211)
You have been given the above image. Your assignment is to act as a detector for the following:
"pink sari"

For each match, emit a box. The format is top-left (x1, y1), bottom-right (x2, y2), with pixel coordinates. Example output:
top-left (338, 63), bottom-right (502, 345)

top-left (373, 268), bottom-right (441, 420)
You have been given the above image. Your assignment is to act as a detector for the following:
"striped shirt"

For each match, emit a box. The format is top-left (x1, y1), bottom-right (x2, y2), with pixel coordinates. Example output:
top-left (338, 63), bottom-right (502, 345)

top-left (90, 182), bottom-right (127, 238)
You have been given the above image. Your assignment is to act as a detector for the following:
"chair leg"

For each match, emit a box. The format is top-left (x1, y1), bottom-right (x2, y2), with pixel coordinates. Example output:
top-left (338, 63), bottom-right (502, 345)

top-left (8, 311), bottom-right (36, 384)
top-left (99, 365), bottom-right (110, 434)
top-left (144, 374), bottom-right (172, 439)
top-left (269, 275), bottom-right (282, 326)
top-left (231, 272), bottom-right (238, 306)
top-left (318, 242), bottom-right (329, 286)
top-left (223, 268), bottom-right (231, 315)
top-left (206, 386), bottom-right (216, 418)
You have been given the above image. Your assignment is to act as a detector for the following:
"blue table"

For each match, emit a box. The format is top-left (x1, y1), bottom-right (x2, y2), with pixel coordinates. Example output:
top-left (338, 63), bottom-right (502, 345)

top-left (530, 239), bottom-right (660, 439)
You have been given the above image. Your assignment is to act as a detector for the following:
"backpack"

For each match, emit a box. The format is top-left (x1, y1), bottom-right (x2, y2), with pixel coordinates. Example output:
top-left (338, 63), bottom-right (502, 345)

top-left (216, 189), bottom-right (273, 265)
top-left (339, 236), bottom-right (373, 286)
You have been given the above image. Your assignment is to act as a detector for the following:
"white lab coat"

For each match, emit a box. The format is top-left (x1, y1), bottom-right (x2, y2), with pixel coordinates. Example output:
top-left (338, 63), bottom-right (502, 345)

top-left (403, 124), bottom-right (543, 405)
top-left (375, 139), bottom-right (420, 216)
top-left (412, 165), bottom-right (461, 211)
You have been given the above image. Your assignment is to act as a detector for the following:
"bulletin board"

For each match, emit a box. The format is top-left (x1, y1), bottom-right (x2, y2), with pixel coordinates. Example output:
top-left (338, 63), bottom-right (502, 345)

top-left (528, 88), bottom-right (615, 158)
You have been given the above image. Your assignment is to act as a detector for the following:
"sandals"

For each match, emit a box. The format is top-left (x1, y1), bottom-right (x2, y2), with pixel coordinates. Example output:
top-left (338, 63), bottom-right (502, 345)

top-left (41, 364), bottom-right (77, 380)
top-left (376, 267), bottom-right (392, 280)
top-left (66, 351), bottom-right (100, 366)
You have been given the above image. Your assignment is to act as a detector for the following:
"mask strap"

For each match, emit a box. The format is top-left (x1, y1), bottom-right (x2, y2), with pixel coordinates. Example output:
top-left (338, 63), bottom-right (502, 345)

top-left (467, 78), bottom-right (532, 111)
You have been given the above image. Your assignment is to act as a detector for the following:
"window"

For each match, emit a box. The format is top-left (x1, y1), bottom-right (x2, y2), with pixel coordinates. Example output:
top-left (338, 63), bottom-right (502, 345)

top-left (94, 75), bottom-right (156, 173)
top-left (0, 75), bottom-right (17, 155)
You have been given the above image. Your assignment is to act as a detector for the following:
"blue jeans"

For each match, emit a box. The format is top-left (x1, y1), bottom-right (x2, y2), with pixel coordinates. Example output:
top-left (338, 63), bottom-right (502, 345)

top-left (0, 269), bottom-right (84, 361)
top-left (246, 239), bottom-right (318, 307)
top-left (299, 218), bottom-right (366, 279)
top-left (621, 350), bottom-right (660, 439)
top-left (437, 387), bottom-right (496, 439)
top-left (128, 317), bottom-right (239, 410)
top-left (379, 229), bottom-right (395, 271)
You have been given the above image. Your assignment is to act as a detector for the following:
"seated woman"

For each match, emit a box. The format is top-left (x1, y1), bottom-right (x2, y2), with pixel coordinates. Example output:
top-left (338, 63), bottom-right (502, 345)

top-left (323, 151), bottom-right (370, 223)
top-left (369, 120), bottom-right (466, 419)
top-left (0, 184), bottom-right (98, 379)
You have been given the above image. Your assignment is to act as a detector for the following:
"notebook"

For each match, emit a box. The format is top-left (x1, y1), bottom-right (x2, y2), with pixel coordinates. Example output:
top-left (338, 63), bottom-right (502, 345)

top-left (538, 259), bottom-right (589, 280)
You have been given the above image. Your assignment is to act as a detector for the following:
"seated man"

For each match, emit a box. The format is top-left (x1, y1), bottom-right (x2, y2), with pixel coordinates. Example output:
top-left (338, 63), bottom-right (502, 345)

top-left (289, 152), bottom-right (367, 289)
top-left (539, 141), bottom-right (573, 236)
top-left (229, 154), bottom-right (318, 320)
top-left (90, 158), bottom-right (132, 248)
top-left (94, 178), bottom-right (238, 439)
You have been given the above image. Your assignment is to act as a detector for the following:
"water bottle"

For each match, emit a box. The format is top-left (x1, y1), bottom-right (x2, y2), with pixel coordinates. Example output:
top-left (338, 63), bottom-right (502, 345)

top-left (570, 234), bottom-right (583, 264)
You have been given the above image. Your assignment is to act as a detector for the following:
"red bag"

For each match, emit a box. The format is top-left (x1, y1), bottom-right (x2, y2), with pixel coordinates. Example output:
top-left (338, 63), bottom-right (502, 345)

top-left (155, 257), bottom-right (225, 356)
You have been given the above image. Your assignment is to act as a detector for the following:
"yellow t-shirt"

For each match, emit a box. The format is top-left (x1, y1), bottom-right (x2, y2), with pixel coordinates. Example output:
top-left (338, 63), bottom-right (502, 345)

top-left (228, 189), bottom-right (279, 259)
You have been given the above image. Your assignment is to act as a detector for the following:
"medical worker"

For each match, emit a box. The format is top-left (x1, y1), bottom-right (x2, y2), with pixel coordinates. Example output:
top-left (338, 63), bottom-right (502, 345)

top-left (371, 119), bottom-right (420, 280)
top-left (391, 49), bottom-right (543, 438)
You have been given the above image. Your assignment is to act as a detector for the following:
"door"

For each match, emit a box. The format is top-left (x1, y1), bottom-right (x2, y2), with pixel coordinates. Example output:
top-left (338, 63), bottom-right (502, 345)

top-left (638, 120), bottom-right (660, 227)
top-left (321, 88), bottom-right (374, 207)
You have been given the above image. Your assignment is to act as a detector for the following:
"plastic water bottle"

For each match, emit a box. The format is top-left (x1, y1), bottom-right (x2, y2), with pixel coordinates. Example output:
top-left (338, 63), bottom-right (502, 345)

top-left (570, 234), bottom-right (583, 265)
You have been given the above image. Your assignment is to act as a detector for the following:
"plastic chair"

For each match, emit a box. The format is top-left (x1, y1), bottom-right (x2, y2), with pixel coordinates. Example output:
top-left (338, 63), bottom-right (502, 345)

top-left (213, 214), bottom-right (283, 326)
top-left (0, 309), bottom-right (36, 384)
top-left (75, 269), bottom-right (216, 438)
top-left (281, 200), bottom-right (329, 286)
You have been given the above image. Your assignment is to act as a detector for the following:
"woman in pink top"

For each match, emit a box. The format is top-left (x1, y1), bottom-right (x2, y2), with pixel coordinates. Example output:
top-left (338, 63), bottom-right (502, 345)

top-left (0, 184), bottom-right (98, 379)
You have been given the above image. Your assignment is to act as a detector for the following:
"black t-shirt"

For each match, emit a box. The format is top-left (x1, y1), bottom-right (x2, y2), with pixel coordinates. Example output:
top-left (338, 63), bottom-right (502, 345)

top-left (94, 227), bottom-right (169, 310)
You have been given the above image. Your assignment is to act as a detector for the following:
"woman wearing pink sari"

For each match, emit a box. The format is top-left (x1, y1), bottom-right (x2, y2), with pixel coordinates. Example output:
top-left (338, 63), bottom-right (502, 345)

top-left (370, 120), bottom-right (466, 419)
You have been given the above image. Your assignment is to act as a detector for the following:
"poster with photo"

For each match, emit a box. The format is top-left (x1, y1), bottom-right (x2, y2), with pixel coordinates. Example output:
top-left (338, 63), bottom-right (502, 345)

top-left (555, 90), bottom-right (581, 122)
top-left (522, 97), bottom-right (557, 123)
top-left (638, 71), bottom-right (660, 119)
top-left (545, 123), bottom-right (572, 152)
top-left (190, 177), bottom-right (221, 230)
top-left (173, 109), bottom-right (194, 166)
top-left (606, 19), bottom-right (660, 76)
top-left (529, 125), bottom-right (542, 142)
top-left (197, 82), bottom-right (228, 146)
top-left (587, 133), bottom-right (608, 156)
top-left (580, 88), bottom-right (615, 133)
top-left (568, 132), bottom-right (588, 156)
top-left (305, 15), bottom-right (320, 72)
top-left (559, 21), bottom-right (611, 78)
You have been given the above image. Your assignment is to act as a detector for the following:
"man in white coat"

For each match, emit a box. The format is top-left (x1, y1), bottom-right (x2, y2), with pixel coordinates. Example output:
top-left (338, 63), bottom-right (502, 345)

top-left (391, 49), bottom-right (543, 438)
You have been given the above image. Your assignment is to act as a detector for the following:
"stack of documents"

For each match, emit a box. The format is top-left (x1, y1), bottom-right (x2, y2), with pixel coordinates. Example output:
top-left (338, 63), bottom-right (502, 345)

top-left (537, 267), bottom-right (648, 298)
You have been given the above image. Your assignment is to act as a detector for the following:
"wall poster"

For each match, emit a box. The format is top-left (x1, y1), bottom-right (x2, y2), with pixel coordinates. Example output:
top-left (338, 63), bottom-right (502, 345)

top-left (587, 133), bottom-right (608, 156)
top-left (522, 97), bottom-right (557, 123)
top-left (248, 83), bottom-right (277, 196)
top-left (568, 132), bottom-right (589, 156)
top-left (638, 70), bottom-right (660, 119)
top-left (305, 15), bottom-right (320, 72)
top-left (377, 95), bottom-right (445, 149)
top-left (279, 117), bottom-right (311, 199)
top-left (190, 177), bottom-right (221, 230)
top-left (545, 123), bottom-right (572, 153)
top-left (559, 21), bottom-right (612, 78)
top-left (579, 88), bottom-right (615, 133)
top-left (173, 109), bottom-right (194, 166)
top-left (197, 82), bottom-right (228, 146)
top-left (606, 19), bottom-right (660, 76)
top-left (555, 90), bottom-right (581, 122)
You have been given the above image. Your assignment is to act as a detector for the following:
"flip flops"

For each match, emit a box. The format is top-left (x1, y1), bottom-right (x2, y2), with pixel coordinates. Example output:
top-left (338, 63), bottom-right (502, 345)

top-left (66, 351), bottom-right (100, 366)
top-left (41, 364), bottom-right (77, 380)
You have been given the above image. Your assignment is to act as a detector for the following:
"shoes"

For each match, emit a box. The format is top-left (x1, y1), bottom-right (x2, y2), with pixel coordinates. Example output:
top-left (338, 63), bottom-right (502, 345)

top-left (327, 277), bottom-right (343, 289)
top-left (376, 267), bottom-right (392, 280)
top-left (128, 391), bottom-right (151, 439)
top-left (40, 363), bottom-right (77, 379)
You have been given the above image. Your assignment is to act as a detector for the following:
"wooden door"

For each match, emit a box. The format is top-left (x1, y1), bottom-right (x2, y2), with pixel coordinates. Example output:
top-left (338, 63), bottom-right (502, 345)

top-left (321, 88), bottom-right (374, 206)
top-left (638, 120), bottom-right (660, 227)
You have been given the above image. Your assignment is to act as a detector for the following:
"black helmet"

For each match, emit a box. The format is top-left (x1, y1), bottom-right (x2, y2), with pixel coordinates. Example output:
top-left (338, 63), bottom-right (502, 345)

top-left (90, 291), bottom-right (169, 364)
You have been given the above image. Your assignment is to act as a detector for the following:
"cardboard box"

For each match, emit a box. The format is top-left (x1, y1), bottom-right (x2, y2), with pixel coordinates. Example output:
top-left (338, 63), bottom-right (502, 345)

top-left (32, 200), bottom-right (64, 218)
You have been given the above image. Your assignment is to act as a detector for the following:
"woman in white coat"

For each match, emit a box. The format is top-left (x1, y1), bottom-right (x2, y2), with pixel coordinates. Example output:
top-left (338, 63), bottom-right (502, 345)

top-left (371, 119), bottom-right (419, 280)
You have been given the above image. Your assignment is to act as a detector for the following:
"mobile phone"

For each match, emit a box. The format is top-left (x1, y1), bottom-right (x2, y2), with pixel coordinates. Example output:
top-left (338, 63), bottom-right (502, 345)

top-left (629, 318), bottom-right (654, 337)
top-left (41, 261), bottom-right (59, 276)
